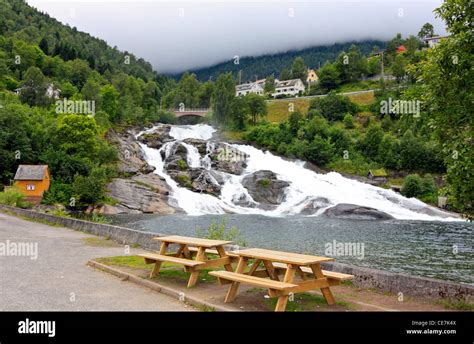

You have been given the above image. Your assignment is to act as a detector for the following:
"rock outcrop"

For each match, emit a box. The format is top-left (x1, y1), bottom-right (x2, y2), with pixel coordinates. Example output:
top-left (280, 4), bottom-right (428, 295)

top-left (323, 203), bottom-right (394, 220)
top-left (242, 170), bottom-right (290, 206)
top-left (105, 174), bottom-right (175, 214)
top-left (107, 129), bottom-right (155, 175)
top-left (137, 124), bottom-right (173, 149)
top-left (209, 143), bottom-right (249, 175)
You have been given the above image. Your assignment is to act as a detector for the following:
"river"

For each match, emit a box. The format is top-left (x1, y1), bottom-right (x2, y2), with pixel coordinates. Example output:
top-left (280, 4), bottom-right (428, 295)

top-left (110, 124), bottom-right (473, 285)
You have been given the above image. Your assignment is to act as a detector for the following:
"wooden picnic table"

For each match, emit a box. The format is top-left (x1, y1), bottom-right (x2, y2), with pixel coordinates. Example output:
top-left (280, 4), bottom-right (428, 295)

top-left (139, 235), bottom-right (234, 288)
top-left (210, 248), bottom-right (353, 312)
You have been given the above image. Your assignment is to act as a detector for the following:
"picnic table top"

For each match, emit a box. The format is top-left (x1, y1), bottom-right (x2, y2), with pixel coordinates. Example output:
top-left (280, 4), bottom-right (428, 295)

top-left (153, 235), bottom-right (233, 248)
top-left (235, 248), bottom-right (335, 265)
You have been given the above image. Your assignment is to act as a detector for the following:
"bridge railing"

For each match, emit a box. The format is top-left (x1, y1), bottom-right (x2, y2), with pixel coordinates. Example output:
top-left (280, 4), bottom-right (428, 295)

top-left (169, 108), bottom-right (210, 113)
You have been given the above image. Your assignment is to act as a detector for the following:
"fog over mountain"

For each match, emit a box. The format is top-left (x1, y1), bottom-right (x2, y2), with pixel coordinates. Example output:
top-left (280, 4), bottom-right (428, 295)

top-left (28, 0), bottom-right (446, 73)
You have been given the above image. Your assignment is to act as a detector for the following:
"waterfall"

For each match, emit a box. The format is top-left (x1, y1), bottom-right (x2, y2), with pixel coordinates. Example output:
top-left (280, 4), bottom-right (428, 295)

top-left (138, 124), bottom-right (460, 221)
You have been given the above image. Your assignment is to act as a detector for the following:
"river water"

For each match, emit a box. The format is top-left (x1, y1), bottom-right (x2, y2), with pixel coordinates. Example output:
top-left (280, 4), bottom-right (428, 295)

top-left (110, 124), bottom-right (473, 285)
top-left (111, 214), bottom-right (473, 284)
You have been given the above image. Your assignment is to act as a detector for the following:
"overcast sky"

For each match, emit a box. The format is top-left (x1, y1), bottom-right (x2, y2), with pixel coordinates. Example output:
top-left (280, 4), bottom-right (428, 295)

top-left (27, 0), bottom-right (446, 73)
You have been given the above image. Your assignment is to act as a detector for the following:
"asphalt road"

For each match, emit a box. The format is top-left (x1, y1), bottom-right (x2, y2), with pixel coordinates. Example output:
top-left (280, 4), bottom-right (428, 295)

top-left (0, 212), bottom-right (192, 311)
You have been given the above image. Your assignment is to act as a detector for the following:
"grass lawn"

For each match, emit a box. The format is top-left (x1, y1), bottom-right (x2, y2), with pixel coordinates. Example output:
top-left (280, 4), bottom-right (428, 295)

top-left (95, 255), bottom-right (218, 285)
top-left (266, 98), bottom-right (311, 123)
top-left (347, 91), bottom-right (376, 106)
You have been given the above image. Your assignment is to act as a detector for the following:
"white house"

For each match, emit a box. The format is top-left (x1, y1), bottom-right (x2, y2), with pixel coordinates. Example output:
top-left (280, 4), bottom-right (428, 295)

top-left (235, 82), bottom-right (264, 97)
top-left (423, 35), bottom-right (449, 49)
top-left (271, 79), bottom-right (305, 98)
top-left (15, 83), bottom-right (61, 100)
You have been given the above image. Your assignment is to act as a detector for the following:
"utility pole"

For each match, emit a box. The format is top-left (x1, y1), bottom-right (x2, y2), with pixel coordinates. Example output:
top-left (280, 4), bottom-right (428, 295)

top-left (381, 51), bottom-right (385, 79)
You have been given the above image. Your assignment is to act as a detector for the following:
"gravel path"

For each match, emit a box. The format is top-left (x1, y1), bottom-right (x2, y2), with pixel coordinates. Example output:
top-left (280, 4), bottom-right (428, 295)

top-left (0, 212), bottom-right (192, 311)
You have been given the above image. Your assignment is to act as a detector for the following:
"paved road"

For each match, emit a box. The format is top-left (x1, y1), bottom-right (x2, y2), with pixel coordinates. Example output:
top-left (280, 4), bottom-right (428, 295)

top-left (0, 212), bottom-right (192, 311)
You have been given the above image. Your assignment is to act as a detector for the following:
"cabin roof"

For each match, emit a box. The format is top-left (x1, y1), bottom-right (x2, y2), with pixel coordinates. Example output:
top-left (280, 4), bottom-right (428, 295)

top-left (14, 165), bottom-right (48, 181)
top-left (368, 169), bottom-right (388, 177)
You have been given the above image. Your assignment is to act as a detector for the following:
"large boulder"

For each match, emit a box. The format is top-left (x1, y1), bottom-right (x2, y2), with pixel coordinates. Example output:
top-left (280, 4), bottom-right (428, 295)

top-left (137, 124), bottom-right (173, 149)
top-left (168, 168), bottom-right (222, 196)
top-left (209, 143), bottom-right (249, 175)
top-left (183, 138), bottom-right (208, 155)
top-left (323, 203), bottom-right (394, 220)
top-left (299, 197), bottom-right (331, 215)
top-left (242, 170), bottom-right (290, 205)
top-left (106, 175), bottom-right (175, 214)
top-left (107, 129), bottom-right (155, 175)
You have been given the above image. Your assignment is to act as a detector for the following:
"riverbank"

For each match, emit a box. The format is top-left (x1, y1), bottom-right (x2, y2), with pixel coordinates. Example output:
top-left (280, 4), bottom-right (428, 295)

top-left (1, 205), bottom-right (472, 304)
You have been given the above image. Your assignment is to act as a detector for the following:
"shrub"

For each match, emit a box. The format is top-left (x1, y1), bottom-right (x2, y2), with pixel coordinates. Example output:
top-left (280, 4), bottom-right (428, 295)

top-left (0, 186), bottom-right (30, 208)
top-left (72, 167), bottom-right (108, 205)
top-left (176, 159), bottom-right (188, 170)
top-left (196, 218), bottom-right (246, 247)
top-left (157, 110), bottom-right (177, 124)
top-left (401, 174), bottom-right (423, 198)
top-left (309, 92), bottom-right (357, 121)
top-left (343, 113), bottom-right (354, 128)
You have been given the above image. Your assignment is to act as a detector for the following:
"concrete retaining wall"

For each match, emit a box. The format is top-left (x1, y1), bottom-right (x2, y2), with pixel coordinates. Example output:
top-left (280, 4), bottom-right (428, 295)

top-left (2, 205), bottom-right (472, 302)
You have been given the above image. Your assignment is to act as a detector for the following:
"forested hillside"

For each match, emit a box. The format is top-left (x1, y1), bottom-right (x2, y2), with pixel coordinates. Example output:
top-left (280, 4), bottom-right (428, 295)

top-left (0, 0), bottom-right (162, 82)
top-left (184, 40), bottom-right (386, 82)
top-left (0, 0), bottom-right (175, 209)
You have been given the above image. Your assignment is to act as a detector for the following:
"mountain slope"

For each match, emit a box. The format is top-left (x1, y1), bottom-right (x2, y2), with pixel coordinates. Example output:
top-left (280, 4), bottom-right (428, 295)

top-left (0, 0), bottom-right (162, 82)
top-left (184, 40), bottom-right (386, 82)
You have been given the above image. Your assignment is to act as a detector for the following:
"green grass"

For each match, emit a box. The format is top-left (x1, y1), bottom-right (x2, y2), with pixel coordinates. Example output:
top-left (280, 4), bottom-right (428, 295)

top-left (336, 80), bottom-right (379, 94)
top-left (263, 292), bottom-right (351, 312)
top-left (266, 98), bottom-right (311, 123)
top-left (95, 255), bottom-right (219, 285)
top-left (440, 299), bottom-right (474, 311)
top-left (221, 130), bottom-right (245, 141)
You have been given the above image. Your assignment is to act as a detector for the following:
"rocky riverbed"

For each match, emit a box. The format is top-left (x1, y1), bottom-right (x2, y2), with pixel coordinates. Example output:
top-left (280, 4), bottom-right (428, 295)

top-left (94, 123), bottom-right (460, 221)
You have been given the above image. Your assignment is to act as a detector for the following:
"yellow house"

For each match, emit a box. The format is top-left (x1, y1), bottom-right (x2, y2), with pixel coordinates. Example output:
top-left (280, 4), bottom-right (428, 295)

top-left (14, 165), bottom-right (50, 204)
top-left (306, 69), bottom-right (319, 84)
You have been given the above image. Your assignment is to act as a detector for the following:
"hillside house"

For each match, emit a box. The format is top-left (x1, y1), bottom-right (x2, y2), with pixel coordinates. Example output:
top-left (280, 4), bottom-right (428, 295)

top-left (367, 169), bottom-right (388, 183)
top-left (235, 82), bottom-right (264, 96)
top-left (423, 35), bottom-right (449, 49)
top-left (15, 83), bottom-right (61, 100)
top-left (14, 165), bottom-right (51, 204)
top-left (306, 69), bottom-right (319, 84)
top-left (271, 79), bottom-right (305, 98)
top-left (396, 45), bottom-right (407, 54)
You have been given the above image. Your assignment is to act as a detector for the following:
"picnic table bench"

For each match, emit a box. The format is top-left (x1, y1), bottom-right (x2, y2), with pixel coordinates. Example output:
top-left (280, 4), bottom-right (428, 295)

top-left (209, 248), bottom-right (353, 312)
top-left (139, 235), bottom-right (234, 288)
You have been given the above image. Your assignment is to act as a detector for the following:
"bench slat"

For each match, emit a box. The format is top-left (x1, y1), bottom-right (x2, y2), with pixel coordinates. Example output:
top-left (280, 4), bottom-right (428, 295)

top-left (139, 253), bottom-right (205, 267)
top-left (187, 247), bottom-right (239, 258)
top-left (209, 271), bottom-right (297, 290)
top-left (272, 262), bottom-right (353, 281)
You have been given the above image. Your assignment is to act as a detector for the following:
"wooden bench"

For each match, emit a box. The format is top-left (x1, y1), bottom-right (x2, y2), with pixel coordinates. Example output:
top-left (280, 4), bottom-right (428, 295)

top-left (141, 235), bottom-right (235, 288)
top-left (139, 253), bottom-right (205, 268)
top-left (271, 262), bottom-right (353, 282)
top-left (187, 247), bottom-right (240, 259)
top-left (211, 248), bottom-right (353, 311)
top-left (210, 271), bottom-right (297, 293)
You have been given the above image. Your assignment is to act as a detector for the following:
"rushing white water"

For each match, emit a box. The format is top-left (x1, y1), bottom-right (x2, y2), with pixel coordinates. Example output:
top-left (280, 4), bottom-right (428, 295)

top-left (138, 124), bottom-right (460, 221)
